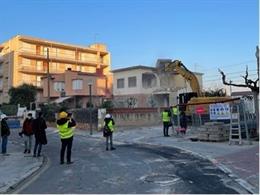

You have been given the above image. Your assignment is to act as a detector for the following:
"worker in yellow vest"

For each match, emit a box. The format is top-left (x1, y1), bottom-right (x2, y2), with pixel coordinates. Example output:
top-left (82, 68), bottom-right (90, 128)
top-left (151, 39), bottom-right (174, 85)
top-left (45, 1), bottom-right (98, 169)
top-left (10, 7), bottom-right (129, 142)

top-left (103, 114), bottom-right (116, 151)
top-left (162, 109), bottom-right (171, 137)
top-left (56, 111), bottom-right (76, 165)
top-left (171, 106), bottom-right (179, 126)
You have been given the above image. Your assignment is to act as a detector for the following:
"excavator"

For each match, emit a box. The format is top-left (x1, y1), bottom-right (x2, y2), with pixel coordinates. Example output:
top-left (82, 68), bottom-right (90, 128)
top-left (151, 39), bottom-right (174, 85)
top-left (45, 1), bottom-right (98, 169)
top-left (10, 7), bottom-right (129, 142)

top-left (165, 60), bottom-right (202, 96)
top-left (164, 59), bottom-right (232, 113)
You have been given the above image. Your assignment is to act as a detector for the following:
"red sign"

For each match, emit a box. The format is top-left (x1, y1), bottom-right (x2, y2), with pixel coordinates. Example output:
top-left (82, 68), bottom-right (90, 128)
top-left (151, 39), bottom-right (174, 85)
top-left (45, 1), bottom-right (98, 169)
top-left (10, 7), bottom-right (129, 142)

top-left (196, 106), bottom-right (205, 114)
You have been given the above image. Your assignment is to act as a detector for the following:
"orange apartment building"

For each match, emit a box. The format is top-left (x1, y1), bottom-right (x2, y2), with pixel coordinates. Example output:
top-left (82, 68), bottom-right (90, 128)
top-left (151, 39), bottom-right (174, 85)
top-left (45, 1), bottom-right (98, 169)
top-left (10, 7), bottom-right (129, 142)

top-left (0, 35), bottom-right (112, 107)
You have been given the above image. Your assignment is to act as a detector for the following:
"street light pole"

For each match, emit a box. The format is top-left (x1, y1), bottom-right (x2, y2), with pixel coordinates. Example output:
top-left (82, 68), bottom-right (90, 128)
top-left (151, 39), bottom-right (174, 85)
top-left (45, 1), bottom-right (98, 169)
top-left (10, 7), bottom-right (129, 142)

top-left (47, 48), bottom-right (50, 104)
top-left (89, 83), bottom-right (93, 135)
top-left (229, 80), bottom-right (232, 96)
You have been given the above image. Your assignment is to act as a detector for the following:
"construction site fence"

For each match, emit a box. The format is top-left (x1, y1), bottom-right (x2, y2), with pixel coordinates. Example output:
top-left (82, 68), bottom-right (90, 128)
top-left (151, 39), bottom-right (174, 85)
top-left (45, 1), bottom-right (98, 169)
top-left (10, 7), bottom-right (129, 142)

top-left (185, 101), bottom-right (258, 138)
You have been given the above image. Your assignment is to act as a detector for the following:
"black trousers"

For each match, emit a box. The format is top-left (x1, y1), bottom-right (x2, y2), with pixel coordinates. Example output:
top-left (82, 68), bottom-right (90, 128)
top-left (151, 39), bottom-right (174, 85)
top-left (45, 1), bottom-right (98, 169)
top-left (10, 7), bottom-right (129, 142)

top-left (60, 136), bottom-right (73, 163)
top-left (33, 139), bottom-right (42, 156)
top-left (106, 133), bottom-right (113, 149)
top-left (163, 122), bottom-right (169, 136)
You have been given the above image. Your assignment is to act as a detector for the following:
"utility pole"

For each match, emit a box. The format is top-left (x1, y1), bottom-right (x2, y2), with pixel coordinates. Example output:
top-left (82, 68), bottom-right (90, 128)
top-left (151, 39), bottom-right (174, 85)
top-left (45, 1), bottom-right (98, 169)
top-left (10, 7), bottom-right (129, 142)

top-left (47, 48), bottom-right (50, 104)
top-left (229, 80), bottom-right (232, 96)
top-left (256, 46), bottom-right (259, 80)
top-left (88, 82), bottom-right (93, 135)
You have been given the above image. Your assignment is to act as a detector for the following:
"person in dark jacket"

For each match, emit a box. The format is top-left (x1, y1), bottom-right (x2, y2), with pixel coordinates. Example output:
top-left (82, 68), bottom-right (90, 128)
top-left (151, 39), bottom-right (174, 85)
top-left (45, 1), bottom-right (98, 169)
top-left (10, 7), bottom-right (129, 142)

top-left (1, 114), bottom-right (10, 155)
top-left (19, 113), bottom-right (34, 154)
top-left (33, 112), bottom-right (47, 157)
top-left (179, 111), bottom-right (187, 135)
top-left (103, 114), bottom-right (115, 151)
top-left (56, 111), bottom-right (76, 165)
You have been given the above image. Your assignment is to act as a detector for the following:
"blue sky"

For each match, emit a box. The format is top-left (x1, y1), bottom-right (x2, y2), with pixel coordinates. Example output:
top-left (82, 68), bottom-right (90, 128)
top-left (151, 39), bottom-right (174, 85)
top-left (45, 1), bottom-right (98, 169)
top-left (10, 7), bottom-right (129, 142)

top-left (0, 0), bottom-right (258, 90)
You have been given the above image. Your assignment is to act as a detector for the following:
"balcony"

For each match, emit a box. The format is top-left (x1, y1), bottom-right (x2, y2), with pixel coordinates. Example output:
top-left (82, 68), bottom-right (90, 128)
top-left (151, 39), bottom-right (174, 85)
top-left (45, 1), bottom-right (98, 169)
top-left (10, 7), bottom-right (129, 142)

top-left (19, 36), bottom-right (107, 54)
top-left (18, 48), bottom-right (109, 68)
top-left (18, 64), bottom-right (47, 75)
top-left (17, 80), bottom-right (43, 88)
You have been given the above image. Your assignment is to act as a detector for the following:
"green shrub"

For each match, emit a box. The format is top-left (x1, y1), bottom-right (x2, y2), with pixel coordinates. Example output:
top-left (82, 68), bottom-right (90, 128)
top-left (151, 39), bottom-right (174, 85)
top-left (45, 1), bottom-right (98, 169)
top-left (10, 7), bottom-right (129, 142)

top-left (100, 100), bottom-right (114, 109)
top-left (1, 104), bottom-right (18, 116)
top-left (39, 103), bottom-right (64, 122)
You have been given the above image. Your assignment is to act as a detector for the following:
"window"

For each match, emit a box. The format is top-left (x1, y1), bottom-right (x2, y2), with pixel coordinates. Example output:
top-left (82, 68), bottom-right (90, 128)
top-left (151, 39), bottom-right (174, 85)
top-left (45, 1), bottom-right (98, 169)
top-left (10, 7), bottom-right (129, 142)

top-left (128, 76), bottom-right (137, 88)
top-left (36, 76), bottom-right (42, 87)
top-left (117, 78), bottom-right (124, 88)
top-left (54, 82), bottom-right (65, 92)
top-left (43, 47), bottom-right (48, 56)
top-left (142, 73), bottom-right (157, 88)
top-left (76, 65), bottom-right (81, 71)
top-left (36, 61), bottom-right (43, 71)
top-left (72, 79), bottom-right (83, 90)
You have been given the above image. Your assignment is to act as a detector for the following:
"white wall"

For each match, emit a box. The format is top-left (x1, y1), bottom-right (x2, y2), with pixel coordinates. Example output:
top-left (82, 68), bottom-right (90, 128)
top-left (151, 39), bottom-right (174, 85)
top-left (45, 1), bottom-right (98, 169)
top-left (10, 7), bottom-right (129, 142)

top-left (113, 68), bottom-right (203, 96)
top-left (113, 69), bottom-right (160, 95)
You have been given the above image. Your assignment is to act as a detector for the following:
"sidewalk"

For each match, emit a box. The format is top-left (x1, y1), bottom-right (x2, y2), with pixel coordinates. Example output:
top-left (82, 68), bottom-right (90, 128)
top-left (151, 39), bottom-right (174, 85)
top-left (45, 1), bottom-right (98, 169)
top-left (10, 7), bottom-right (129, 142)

top-left (0, 136), bottom-right (43, 193)
top-left (77, 126), bottom-right (259, 194)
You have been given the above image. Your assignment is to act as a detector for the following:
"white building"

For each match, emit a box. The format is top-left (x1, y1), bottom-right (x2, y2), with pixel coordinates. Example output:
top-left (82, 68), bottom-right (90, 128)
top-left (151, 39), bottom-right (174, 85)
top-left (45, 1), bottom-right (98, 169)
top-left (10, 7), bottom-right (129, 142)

top-left (112, 60), bottom-right (203, 108)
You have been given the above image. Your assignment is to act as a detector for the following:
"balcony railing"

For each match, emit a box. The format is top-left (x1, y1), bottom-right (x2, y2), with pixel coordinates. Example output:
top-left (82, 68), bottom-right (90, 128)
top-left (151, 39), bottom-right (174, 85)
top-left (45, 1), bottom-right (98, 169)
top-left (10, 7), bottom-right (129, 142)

top-left (17, 80), bottom-right (43, 88)
top-left (18, 64), bottom-right (47, 75)
top-left (18, 48), bottom-right (109, 67)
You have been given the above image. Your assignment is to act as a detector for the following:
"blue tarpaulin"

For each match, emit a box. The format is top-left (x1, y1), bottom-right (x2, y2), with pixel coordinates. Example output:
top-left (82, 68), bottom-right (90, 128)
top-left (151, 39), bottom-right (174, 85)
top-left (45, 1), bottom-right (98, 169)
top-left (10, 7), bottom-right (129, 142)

top-left (6, 119), bottom-right (21, 129)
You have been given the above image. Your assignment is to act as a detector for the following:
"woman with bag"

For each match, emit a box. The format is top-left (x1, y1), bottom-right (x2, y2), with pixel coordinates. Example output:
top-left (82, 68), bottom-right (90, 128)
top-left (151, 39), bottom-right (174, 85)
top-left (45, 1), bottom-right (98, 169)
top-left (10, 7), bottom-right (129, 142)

top-left (33, 112), bottom-right (47, 157)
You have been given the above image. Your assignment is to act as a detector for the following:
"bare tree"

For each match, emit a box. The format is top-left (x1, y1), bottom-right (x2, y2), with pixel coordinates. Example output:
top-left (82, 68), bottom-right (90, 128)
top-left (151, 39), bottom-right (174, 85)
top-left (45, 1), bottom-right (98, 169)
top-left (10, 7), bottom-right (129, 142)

top-left (219, 46), bottom-right (259, 134)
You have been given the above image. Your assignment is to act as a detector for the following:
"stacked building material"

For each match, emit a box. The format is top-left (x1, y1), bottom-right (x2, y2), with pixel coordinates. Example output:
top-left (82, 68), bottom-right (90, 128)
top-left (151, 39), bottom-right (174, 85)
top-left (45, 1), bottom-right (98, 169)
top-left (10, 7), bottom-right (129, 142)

top-left (198, 122), bottom-right (229, 141)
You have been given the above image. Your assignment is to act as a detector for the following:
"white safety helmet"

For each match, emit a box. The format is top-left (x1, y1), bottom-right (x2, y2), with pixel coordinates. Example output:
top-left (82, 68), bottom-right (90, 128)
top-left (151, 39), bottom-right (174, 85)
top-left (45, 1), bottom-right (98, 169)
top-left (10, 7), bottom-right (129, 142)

top-left (0, 114), bottom-right (7, 120)
top-left (105, 114), bottom-right (111, 119)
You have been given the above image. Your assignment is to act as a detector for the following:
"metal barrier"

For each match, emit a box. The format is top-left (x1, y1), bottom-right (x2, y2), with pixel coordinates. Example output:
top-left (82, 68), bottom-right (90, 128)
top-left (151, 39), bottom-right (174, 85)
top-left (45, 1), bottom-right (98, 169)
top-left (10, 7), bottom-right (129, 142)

top-left (175, 98), bottom-right (257, 143)
top-left (6, 119), bottom-right (21, 129)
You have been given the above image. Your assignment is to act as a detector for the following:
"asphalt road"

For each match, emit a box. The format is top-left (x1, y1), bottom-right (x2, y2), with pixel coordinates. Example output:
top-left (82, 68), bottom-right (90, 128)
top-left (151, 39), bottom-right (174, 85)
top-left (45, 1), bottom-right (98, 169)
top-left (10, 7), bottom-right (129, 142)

top-left (14, 129), bottom-right (245, 194)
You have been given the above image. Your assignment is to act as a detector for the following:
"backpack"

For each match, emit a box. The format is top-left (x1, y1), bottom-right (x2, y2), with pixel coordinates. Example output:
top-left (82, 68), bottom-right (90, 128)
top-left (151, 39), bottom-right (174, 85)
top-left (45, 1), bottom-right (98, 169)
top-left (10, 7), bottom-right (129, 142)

top-left (103, 125), bottom-right (110, 137)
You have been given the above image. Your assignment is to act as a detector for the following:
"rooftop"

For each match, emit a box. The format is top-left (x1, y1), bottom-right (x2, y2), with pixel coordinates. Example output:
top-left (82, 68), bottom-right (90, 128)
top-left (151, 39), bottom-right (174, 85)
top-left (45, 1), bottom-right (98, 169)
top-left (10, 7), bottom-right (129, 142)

top-left (1, 35), bottom-right (109, 55)
top-left (111, 65), bottom-right (156, 73)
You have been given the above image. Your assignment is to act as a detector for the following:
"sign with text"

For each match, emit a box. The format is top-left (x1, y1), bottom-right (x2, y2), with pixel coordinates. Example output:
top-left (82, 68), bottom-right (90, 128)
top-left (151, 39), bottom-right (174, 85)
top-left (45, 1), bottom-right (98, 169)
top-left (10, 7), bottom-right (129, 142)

top-left (209, 103), bottom-right (230, 120)
top-left (195, 106), bottom-right (205, 114)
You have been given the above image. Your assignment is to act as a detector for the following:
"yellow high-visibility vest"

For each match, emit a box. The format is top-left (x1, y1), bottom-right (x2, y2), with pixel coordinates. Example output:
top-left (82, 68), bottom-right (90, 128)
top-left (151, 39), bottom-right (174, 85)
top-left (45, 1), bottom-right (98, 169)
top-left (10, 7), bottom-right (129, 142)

top-left (104, 120), bottom-right (114, 132)
top-left (162, 111), bottom-right (170, 122)
top-left (172, 107), bottom-right (179, 115)
top-left (57, 121), bottom-right (74, 139)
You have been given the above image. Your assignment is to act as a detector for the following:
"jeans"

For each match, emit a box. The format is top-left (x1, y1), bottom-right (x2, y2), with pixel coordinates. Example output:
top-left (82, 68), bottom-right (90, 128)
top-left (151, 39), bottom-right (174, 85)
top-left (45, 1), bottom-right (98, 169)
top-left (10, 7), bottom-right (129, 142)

top-left (60, 136), bottom-right (73, 163)
top-left (1, 136), bottom-right (8, 154)
top-left (33, 140), bottom-right (42, 156)
top-left (106, 133), bottom-right (113, 149)
top-left (24, 135), bottom-right (32, 150)
top-left (163, 122), bottom-right (169, 136)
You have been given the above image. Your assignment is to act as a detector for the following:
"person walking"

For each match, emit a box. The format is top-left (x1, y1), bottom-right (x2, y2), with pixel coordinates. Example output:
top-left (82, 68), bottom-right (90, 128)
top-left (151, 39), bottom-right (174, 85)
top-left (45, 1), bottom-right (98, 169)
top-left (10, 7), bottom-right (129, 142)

top-left (103, 114), bottom-right (115, 151)
top-left (19, 113), bottom-right (34, 154)
top-left (33, 112), bottom-right (47, 157)
top-left (1, 114), bottom-right (10, 155)
top-left (56, 111), bottom-right (76, 165)
top-left (162, 109), bottom-right (171, 137)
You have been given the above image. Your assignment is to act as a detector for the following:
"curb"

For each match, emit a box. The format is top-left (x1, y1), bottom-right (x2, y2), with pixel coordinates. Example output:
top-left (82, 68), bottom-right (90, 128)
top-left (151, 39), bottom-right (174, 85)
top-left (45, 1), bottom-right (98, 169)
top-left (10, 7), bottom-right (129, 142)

top-left (3, 155), bottom-right (47, 194)
top-left (143, 141), bottom-right (257, 194)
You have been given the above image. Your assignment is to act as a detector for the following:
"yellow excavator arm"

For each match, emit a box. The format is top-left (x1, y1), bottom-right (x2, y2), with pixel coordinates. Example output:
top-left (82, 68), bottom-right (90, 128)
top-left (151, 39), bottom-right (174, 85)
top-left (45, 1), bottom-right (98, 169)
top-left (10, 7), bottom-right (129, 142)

top-left (165, 60), bottom-right (202, 96)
